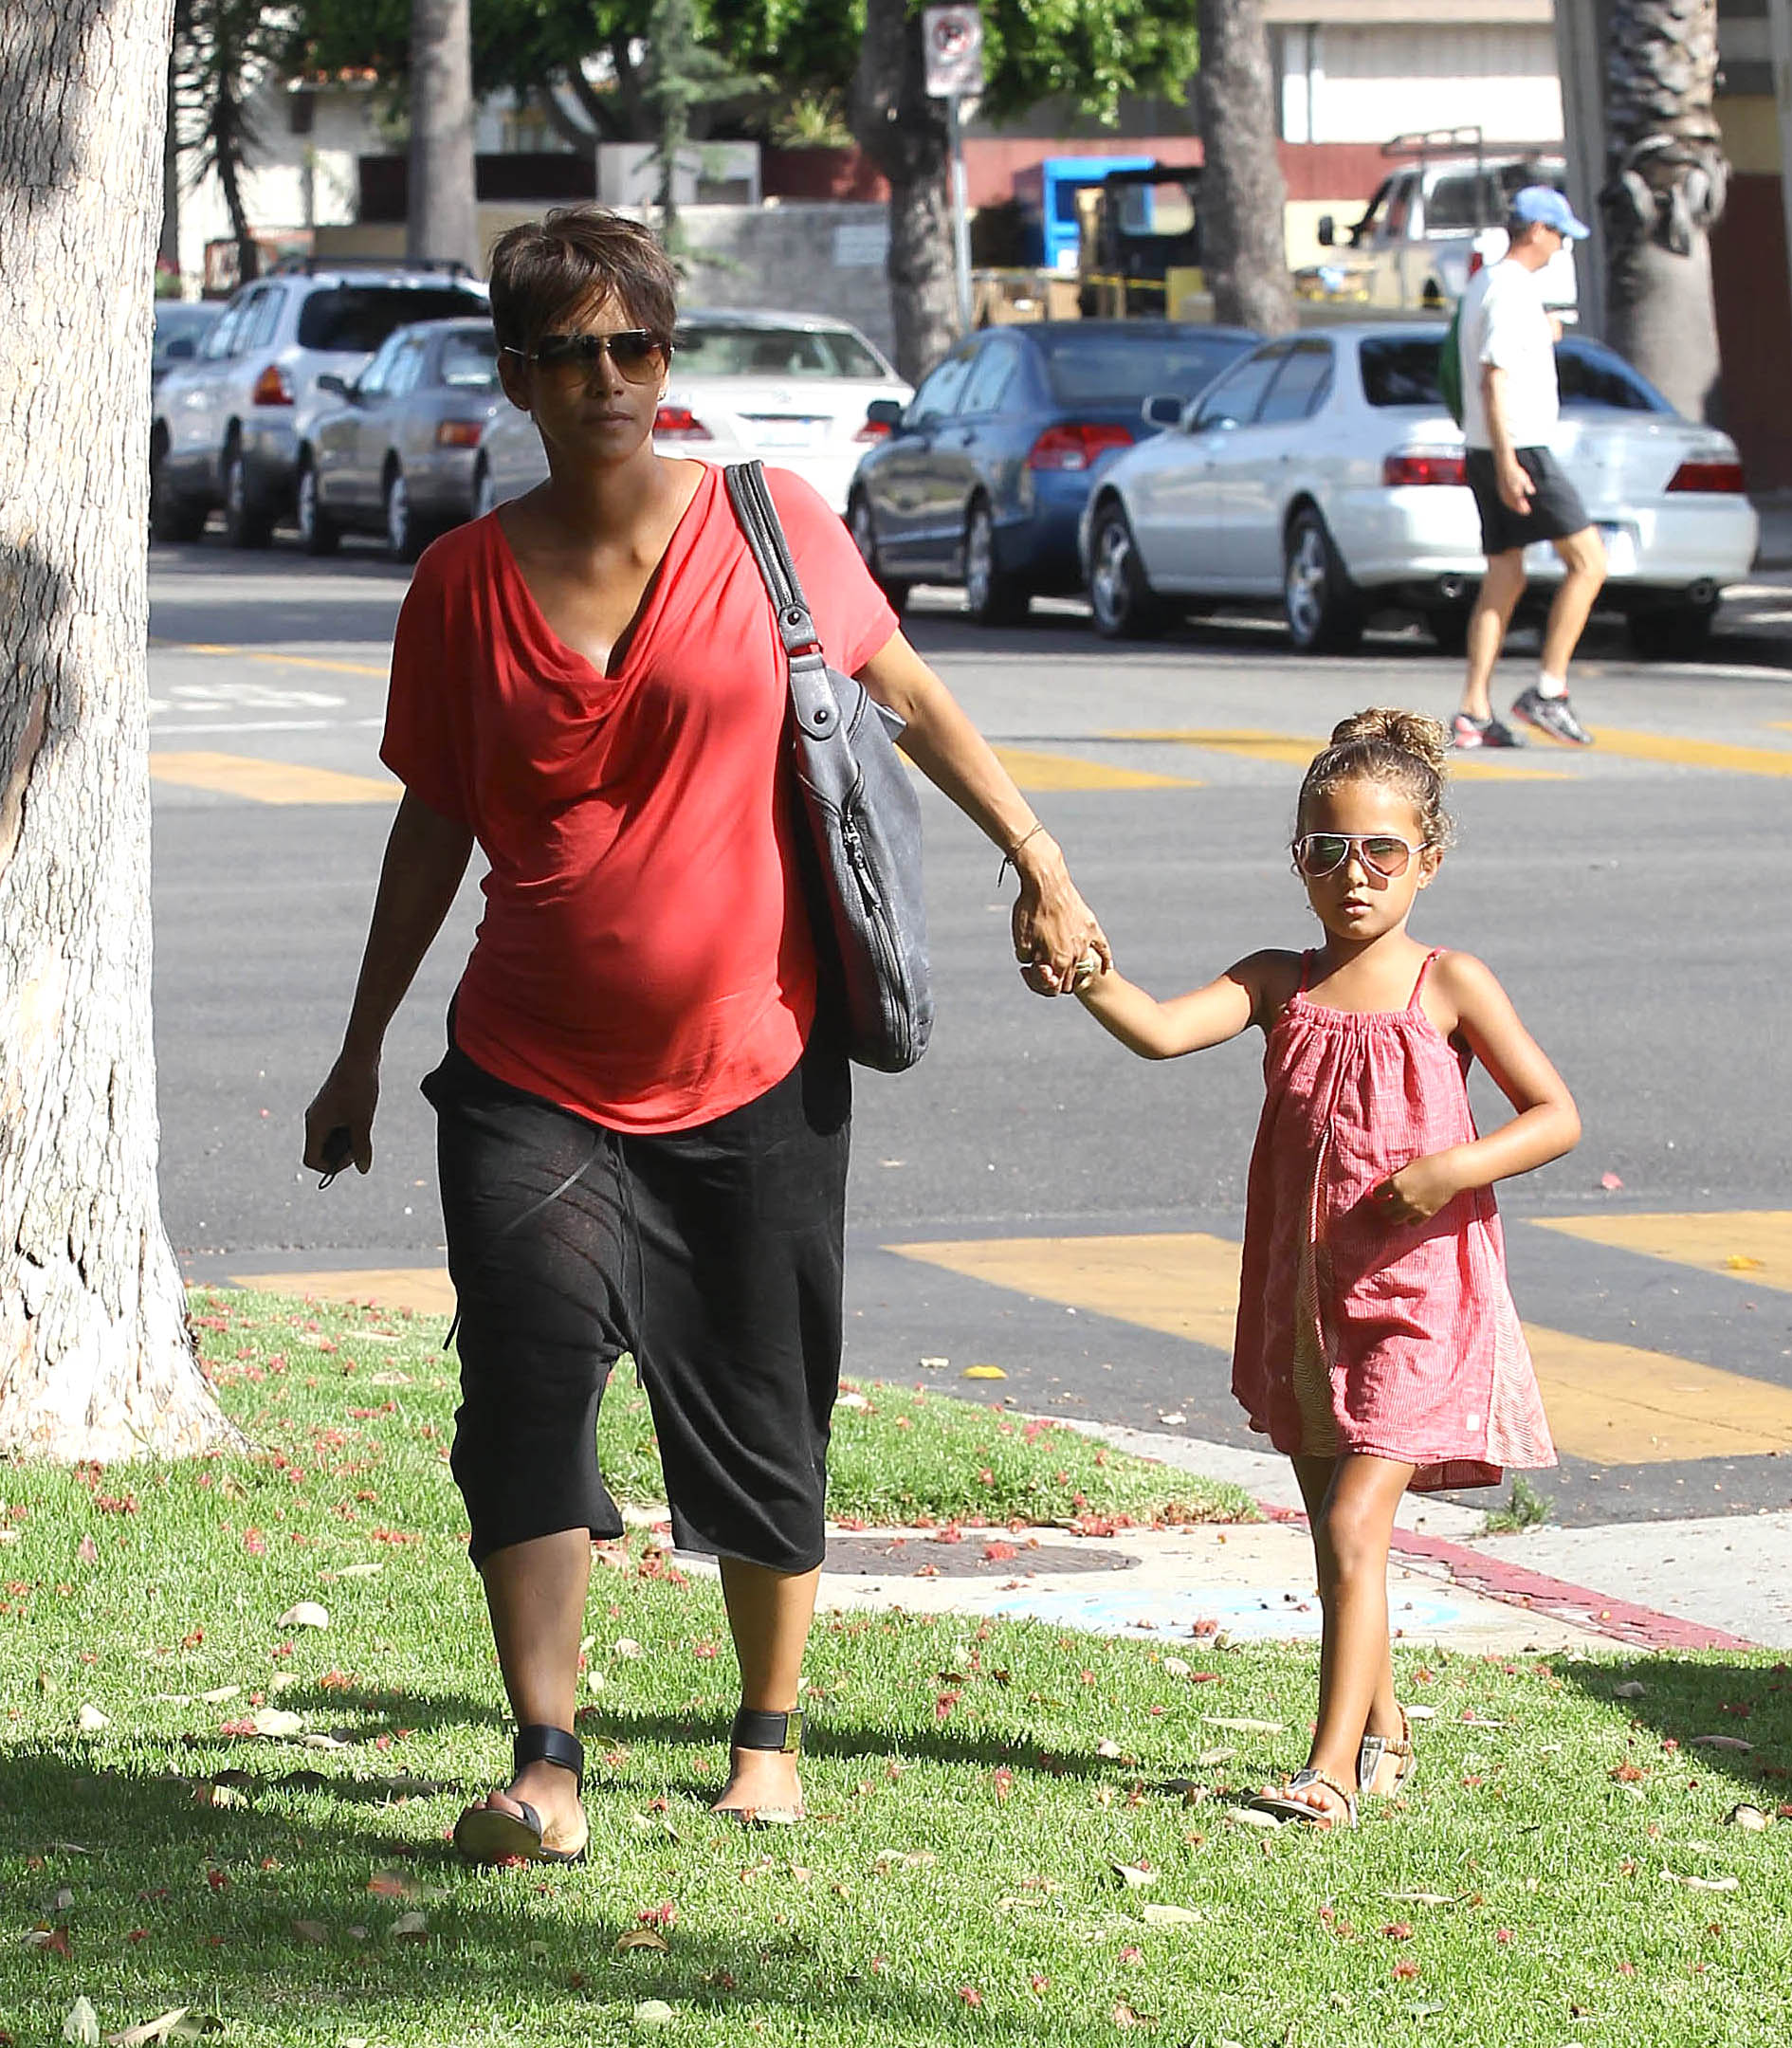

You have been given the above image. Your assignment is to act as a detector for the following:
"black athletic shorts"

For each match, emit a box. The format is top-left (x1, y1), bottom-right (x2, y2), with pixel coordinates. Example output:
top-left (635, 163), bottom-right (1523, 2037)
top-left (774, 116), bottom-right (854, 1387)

top-left (1466, 445), bottom-right (1591, 558)
top-left (422, 1032), bottom-right (850, 1575)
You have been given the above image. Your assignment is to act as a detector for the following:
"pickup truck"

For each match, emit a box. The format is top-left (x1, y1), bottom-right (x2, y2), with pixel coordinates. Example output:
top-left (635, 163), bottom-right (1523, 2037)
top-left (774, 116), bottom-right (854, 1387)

top-left (1298, 137), bottom-right (1579, 314)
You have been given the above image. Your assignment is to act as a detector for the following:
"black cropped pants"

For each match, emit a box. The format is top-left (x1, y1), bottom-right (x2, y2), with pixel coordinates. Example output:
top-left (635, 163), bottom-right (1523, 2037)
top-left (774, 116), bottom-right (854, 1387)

top-left (423, 1034), bottom-right (850, 1575)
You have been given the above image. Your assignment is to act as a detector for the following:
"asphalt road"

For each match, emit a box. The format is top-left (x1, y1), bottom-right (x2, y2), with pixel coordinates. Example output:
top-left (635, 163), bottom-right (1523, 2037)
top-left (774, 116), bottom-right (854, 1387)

top-left (148, 533), bottom-right (1792, 1529)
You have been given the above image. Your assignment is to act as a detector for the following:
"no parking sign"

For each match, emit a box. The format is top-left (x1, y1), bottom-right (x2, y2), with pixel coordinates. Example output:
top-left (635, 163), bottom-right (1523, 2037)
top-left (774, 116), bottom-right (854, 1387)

top-left (923, 5), bottom-right (984, 99)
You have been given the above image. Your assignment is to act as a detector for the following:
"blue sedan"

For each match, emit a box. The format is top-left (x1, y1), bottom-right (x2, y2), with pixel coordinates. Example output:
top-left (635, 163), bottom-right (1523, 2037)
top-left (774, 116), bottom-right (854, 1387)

top-left (846, 320), bottom-right (1258, 624)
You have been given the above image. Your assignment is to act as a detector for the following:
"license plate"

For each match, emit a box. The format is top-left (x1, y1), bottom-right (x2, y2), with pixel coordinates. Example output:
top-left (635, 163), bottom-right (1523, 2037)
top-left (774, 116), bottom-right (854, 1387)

top-left (742, 415), bottom-right (824, 448)
top-left (1599, 522), bottom-right (1637, 576)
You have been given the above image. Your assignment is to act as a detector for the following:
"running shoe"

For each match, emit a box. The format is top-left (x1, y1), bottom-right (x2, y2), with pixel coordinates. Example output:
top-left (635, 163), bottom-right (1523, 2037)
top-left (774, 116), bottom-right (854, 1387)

top-left (1452, 711), bottom-right (1526, 750)
top-left (1511, 686), bottom-right (1593, 745)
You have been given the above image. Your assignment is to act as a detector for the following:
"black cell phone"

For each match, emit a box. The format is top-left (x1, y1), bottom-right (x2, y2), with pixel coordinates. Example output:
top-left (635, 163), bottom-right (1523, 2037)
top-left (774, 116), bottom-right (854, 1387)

top-left (318, 1125), bottom-right (354, 1188)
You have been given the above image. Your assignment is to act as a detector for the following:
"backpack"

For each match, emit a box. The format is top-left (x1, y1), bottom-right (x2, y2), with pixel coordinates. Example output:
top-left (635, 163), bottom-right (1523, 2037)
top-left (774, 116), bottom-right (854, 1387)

top-left (1437, 297), bottom-right (1466, 425)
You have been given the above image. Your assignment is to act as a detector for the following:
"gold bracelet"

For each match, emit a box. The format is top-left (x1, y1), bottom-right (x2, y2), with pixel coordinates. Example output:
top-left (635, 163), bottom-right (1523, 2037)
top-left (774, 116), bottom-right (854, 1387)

top-left (997, 821), bottom-right (1048, 884)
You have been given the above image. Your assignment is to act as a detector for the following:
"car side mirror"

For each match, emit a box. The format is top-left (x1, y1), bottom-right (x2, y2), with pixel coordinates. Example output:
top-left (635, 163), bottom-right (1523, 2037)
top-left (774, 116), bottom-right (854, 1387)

top-left (1316, 215), bottom-right (1335, 248)
top-left (1142, 392), bottom-right (1186, 430)
top-left (166, 336), bottom-right (196, 362)
top-left (316, 373), bottom-right (350, 399)
top-left (865, 398), bottom-right (905, 435)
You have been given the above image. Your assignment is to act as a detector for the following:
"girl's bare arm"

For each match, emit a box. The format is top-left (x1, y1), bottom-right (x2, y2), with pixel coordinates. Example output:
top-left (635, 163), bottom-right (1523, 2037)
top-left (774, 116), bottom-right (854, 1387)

top-left (1378, 952), bottom-right (1581, 1221)
top-left (1074, 951), bottom-right (1293, 1059)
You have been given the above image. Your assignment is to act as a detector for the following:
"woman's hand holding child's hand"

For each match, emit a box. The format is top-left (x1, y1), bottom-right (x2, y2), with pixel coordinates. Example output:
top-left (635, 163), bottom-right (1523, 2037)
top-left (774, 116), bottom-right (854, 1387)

top-left (1373, 1152), bottom-right (1462, 1224)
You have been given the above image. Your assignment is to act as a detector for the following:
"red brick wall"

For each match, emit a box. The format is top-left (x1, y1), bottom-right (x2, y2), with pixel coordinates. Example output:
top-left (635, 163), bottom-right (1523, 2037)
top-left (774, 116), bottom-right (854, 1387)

top-left (759, 138), bottom-right (1405, 211)
top-left (1710, 174), bottom-right (1792, 489)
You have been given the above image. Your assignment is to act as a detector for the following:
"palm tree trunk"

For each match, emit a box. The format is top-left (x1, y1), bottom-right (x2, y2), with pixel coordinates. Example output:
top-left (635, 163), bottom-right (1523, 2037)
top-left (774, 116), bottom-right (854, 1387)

top-left (1196, 0), bottom-right (1297, 336)
top-left (409, 0), bottom-right (479, 271)
top-left (0, 0), bottom-right (240, 1460)
top-left (1600, 0), bottom-right (1728, 420)
top-left (850, 0), bottom-right (960, 385)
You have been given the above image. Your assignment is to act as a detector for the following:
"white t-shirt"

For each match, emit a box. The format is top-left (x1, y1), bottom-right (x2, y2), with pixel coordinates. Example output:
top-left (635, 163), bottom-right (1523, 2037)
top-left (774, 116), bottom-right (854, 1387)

top-left (1458, 258), bottom-right (1558, 451)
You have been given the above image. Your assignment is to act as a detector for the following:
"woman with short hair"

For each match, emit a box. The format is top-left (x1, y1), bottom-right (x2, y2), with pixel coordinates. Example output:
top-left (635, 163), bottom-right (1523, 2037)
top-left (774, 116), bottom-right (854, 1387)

top-left (303, 207), bottom-right (1106, 1860)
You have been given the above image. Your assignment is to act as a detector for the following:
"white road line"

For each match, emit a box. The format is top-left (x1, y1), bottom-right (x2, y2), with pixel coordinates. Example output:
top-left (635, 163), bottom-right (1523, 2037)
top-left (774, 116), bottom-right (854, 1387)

top-left (148, 717), bottom-right (387, 735)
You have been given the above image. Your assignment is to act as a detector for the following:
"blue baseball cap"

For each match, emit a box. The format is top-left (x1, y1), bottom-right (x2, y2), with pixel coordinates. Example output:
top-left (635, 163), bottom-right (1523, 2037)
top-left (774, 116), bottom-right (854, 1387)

top-left (1509, 185), bottom-right (1590, 240)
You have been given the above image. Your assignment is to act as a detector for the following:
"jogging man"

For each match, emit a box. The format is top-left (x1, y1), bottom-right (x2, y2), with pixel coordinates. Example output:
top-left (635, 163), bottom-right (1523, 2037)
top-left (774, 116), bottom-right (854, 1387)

top-left (1454, 186), bottom-right (1604, 749)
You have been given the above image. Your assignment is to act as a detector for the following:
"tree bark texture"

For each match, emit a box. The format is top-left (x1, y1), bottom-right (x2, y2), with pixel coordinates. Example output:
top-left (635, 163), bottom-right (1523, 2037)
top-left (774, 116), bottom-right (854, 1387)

top-left (850, 0), bottom-right (960, 385)
top-left (1196, 0), bottom-right (1296, 336)
top-left (0, 0), bottom-right (237, 1458)
top-left (1600, 0), bottom-right (1728, 421)
top-left (408, 0), bottom-right (480, 272)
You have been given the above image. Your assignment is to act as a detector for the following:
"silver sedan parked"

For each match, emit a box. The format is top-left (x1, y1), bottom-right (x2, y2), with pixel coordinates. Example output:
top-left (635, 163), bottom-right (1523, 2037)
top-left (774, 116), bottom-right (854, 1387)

top-left (1080, 322), bottom-right (1758, 660)
top-left (297, 319), bottom-right (502, 560)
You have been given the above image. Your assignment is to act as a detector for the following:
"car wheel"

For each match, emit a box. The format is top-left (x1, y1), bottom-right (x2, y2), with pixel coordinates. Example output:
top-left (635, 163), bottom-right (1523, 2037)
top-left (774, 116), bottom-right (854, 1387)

top-left (221, 444), bottom-right (272, 549)
top-left (295, 458), bottom-right (339, 557)
top-left (1625, 599), bottom-right (1715, 662)
top-left (149, 442), bottom-right (205, 545)
top-left (384, 466), bottom-right (422, 563)
top-left (1427, 601), bottom-right (1472, 656)
top-left (963, 502), bottom-right (1030, 626)
top-left (848, 490), bottom-right (908, 613)
top-left (1283, 506), bottom-right (1363, 654)
top-left (472, 461), bottom-right (498, 521)
top-left (1088, 500), bottom-right (1168, 640)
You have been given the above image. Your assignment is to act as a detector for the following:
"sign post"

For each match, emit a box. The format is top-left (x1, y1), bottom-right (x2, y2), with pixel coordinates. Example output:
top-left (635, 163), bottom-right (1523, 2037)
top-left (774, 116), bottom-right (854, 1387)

top-left (923, 5), bottom-right (983, 331)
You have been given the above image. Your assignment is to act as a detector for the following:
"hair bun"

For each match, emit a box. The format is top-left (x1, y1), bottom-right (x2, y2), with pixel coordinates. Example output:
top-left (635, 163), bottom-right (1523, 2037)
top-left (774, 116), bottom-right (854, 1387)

top-left (1327, 706), bottom-right (1451, 777)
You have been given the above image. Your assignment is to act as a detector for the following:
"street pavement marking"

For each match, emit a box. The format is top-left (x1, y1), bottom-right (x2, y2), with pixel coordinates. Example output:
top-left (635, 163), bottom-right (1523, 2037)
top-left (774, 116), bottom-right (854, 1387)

top-left (990, 746), bottom-right (1199, 792)
top-left (890, 1231), bottom-right (1792, 1465)
top-left (228, 1268), bottom-right (455, 1316)
top-left (1583, 726), bottom-right (1792, 775)
top-left (150, 752), bottom-right (400, 805)
top-left (1103, 728), bottom-right (1569, 781)
top-left (1530, 1211), bottom-right (1792, 1297)
top-left (164, 643), bottom-right (390, 679)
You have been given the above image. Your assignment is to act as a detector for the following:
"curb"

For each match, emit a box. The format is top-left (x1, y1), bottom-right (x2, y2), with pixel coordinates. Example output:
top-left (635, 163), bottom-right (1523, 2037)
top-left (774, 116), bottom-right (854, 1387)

top-left (1259, 1505), bottom-right (1756, 1654)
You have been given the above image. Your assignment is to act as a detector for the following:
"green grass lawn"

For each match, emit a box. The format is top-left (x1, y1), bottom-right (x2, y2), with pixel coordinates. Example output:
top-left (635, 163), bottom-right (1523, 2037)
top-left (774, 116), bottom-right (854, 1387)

top-left (1, 1292), bottom-right (1788, 2046)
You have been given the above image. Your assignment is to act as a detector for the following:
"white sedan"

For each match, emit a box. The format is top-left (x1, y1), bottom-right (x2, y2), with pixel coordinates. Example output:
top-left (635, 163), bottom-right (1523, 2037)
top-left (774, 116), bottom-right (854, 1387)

top-left (474, 307), bottom-right (910, 517)
top-left (1079, 321), bottom-right (1758, 660)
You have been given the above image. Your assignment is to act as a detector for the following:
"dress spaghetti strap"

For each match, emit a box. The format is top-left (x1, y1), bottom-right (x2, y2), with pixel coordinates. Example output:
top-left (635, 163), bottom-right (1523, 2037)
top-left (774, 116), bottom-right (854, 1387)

top-left (1298, 948), bottom-right (1316, 993)
top-left (1406, 948), bottom-right (1444, 1012)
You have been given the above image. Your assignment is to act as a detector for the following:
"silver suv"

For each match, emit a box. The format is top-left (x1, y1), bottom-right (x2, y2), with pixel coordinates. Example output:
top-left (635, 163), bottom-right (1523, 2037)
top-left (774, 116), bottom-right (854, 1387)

top-left (150, 260), bottom-right (489, 547)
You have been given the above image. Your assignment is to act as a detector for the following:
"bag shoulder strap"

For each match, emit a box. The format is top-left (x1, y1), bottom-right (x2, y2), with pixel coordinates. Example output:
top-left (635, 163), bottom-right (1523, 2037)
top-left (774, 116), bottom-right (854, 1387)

top-left (723, 462), bottom-right (841, 743)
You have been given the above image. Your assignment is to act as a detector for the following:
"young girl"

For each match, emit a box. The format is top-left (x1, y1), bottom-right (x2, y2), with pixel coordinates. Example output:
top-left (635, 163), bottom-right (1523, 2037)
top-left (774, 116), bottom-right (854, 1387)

top-left (1070, 707), bottom-right (1578, 1829)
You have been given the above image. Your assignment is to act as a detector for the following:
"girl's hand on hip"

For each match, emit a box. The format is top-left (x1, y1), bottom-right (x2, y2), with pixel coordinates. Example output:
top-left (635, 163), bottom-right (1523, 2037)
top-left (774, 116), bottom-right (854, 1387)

top-left (303, 1053), bottom-right (381, 1179)
top-left (1373, 1152), bottom-right (1461, 1224)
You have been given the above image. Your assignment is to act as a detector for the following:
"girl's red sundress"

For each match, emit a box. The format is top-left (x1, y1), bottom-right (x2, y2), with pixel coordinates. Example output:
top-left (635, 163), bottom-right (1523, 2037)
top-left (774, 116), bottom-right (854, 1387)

top-left (1232, 948), bottom-right (1556, 1490)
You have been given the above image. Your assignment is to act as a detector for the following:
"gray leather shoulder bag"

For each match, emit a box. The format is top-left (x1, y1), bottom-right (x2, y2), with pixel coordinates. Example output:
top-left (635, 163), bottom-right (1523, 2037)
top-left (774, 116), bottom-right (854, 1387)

top-left (724, 461), bottom-right (933, 1072)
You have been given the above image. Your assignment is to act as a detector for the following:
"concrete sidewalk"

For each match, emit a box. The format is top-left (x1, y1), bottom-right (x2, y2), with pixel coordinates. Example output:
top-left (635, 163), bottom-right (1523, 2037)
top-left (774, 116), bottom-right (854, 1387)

top-left (796, 1417), bottom-right (1788, 1659)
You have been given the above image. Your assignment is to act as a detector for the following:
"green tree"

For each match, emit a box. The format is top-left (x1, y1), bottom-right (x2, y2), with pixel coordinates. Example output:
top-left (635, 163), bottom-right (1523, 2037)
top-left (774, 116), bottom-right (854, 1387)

top-left (173, 0), bottom-right (288, 285)
top-left (850, 0), bottom-right (1203, 381)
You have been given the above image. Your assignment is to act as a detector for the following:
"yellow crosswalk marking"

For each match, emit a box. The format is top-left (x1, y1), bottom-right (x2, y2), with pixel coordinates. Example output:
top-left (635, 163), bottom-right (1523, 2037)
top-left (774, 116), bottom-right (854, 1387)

top-left (227, 1268), bottom-right (454, 1316)
top-left (1584, 727), bottom-right (1792, 775)
top-left (890, 1231), bottom-right (1792, 1465)
top-left (164, 643), bottom-right (389, 678)
top-left (1531, 1211), bottom-right (1792, 1296)
top-left (990, 746), bottom-right (1198, 792)
top-left (151, 752), bottom-right (400, 805)
top-left (1103, 728), bottom-right (1568, 780)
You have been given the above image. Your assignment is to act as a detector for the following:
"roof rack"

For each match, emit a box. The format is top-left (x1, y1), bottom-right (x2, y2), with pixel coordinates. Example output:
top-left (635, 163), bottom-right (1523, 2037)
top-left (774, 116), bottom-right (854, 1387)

top-left (1381, 127), bottom-right (1485, 167)
top-left (267, 255), bottom-right (478, 279)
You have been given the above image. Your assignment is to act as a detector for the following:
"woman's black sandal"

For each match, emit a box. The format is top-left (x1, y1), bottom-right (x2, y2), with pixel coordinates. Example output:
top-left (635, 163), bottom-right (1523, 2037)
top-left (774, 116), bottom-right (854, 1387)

top-left (453, 1724), bottom-right (588, 1865)
top-left (721, 1707), bottom-right (804, 1826)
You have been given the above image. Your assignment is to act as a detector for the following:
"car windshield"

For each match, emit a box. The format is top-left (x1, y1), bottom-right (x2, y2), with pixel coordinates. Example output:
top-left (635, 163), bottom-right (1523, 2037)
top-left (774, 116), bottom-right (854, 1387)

top-left (152, 304), bottom-right (219, 369)
top-left (1359, 334), bottom-right (1677, 414)
top-left (673, 324), bottom-right (889, 379)
top-left (1359, 338), bottom-right (1446, 407)
top-left (440, 330), bottom-right (499, 388)
top-left (296, 284), bottom-right (488, 354)
top-left (1044, 332), bottom-right (1254, 407)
